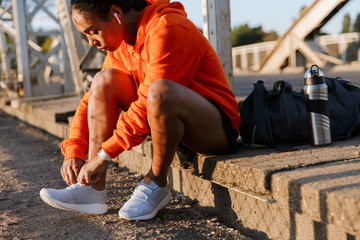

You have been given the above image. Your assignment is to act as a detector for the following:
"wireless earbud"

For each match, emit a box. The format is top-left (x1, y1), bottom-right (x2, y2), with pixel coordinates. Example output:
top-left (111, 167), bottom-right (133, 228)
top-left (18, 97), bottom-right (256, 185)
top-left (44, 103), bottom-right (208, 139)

top-left (113, 13), bottom-right (121, 24)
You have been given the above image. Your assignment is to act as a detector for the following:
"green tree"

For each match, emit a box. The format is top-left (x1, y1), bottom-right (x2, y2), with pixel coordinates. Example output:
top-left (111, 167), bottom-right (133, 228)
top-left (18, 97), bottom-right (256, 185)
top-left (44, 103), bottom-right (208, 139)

top-left (353, 13), bottom-right (360, 32)
top-left (36, 35), bottom-right (53, 54)
top-left (5, 34), bottom-right (13, 45)
top-left (263, 30), bottom-right (278, 42)
top-left (5, 34), bottom-right (15, 53)
top-left (232, 24), bottom-right (278, 47)
top-left (299, 5), bottom-right (307, 14)
top-left (41, 37), bottom-right (53, 54)
top-left (342, 13), bottom-right (351, 33)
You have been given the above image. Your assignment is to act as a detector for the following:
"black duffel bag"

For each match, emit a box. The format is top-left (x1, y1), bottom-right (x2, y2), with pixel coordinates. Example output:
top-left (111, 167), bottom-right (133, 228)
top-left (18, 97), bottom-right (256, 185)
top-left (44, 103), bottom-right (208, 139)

top-left (240, 77), bottom-right (360, 148)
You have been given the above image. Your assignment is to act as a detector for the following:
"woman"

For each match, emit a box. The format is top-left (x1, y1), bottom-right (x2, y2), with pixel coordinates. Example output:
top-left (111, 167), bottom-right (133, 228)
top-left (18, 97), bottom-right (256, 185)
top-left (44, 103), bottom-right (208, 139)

top-left (40, 0), bottom-right (240, 220)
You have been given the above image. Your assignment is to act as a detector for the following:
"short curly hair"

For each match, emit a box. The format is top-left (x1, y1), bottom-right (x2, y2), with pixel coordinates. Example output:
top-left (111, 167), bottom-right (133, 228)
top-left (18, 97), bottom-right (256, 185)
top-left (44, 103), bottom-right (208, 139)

top-left (70, 0), bottom-right (149, 21)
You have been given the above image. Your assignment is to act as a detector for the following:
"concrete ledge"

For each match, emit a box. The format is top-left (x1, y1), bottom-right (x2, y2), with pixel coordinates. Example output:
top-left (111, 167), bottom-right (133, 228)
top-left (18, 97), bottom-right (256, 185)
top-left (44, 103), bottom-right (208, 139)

top-left (195, 139), bottom-right (360, 194)
top-left (2, 95), bottom-right (360, 239)
top-left (11, 94), bottom-right (80, 123)
top-left (272, 159), bottom-right (360, 235)
top-left (167, 165), bottom-right (357, 240)
top-left (117, 137), bottom-right (360, 239)
top-left (1, 95), bottom-right (78, 139)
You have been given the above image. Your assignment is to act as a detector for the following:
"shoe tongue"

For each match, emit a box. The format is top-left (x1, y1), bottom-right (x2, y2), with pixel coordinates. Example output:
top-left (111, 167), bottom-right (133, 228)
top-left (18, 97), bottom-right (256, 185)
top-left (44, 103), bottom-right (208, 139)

top-left (141, 179), bottom-right (157, 189)
top-left (142, 177), bottom-right (151, 185)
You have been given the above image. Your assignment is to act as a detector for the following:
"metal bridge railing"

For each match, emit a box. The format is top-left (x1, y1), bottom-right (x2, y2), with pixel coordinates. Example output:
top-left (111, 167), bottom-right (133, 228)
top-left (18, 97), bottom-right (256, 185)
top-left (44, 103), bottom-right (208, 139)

top-left (233, 32), bottom-right (360, 73)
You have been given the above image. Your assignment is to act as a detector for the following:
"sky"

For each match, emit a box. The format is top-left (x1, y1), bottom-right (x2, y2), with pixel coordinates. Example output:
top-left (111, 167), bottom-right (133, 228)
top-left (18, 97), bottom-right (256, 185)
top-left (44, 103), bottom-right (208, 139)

top-left (174, 0), bottom-right (360, 35)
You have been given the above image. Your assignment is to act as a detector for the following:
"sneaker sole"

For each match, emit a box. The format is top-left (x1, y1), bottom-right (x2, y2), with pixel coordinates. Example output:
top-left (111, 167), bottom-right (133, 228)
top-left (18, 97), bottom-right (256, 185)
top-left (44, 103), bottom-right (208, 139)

top-left (119, 191), bottom-right (171, 221)
top-left (40, 189), bottom-right (108, 214)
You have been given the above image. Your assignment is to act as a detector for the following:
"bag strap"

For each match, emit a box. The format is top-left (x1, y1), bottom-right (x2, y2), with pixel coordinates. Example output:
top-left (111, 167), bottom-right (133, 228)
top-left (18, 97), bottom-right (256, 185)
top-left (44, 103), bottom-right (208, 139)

top-left (273, 80), bottom-right (300, 144)
top-left (273, 80), bottom-right (293, 93)
top-left (252, 80), bottom-right (275, 147)
top-left (335, 77), bottom-right (360, 91)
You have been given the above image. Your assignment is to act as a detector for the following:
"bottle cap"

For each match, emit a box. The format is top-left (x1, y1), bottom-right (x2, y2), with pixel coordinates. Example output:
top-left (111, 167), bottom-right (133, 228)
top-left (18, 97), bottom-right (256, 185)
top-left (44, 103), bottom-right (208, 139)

top-left (304, 64), bottom-right (324, 85)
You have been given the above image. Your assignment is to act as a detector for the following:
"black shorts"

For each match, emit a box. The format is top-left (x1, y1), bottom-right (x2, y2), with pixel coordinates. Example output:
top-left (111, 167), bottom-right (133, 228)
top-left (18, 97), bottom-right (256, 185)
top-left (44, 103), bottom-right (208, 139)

top-left (217, 106), bottom-right (239, 154)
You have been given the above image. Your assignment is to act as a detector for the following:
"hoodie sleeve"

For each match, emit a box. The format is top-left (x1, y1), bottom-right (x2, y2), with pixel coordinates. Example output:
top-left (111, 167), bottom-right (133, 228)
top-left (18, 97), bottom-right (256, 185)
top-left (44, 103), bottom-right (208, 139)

top-left (61, 48), bottom-right (139, 161)
top-left (101, 23), bottom-right (202, 158)
top-left (61, 92), bottom-right (90, 162)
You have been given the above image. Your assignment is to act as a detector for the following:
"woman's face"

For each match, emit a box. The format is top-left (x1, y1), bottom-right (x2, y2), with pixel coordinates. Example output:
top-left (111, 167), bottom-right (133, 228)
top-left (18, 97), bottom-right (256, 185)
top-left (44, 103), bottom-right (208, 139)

top-left (72, 9), bottom-right (122, 52)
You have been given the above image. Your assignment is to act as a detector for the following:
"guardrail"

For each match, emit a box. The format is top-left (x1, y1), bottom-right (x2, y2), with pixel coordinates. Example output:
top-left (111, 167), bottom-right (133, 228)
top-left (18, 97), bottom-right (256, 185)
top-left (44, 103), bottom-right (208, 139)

top-left (233, 32), bottom-right (360, 73)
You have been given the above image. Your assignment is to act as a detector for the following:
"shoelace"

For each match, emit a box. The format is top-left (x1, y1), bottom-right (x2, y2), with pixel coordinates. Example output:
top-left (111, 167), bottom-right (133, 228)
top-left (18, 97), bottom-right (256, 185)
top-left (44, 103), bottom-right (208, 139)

top-left (66, 182), bottom-right (84, 191)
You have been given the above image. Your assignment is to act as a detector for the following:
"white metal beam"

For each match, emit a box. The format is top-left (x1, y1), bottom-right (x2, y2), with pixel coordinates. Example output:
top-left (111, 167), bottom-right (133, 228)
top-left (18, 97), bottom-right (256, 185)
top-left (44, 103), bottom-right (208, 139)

top-left (12, 0), bottom-right (32, 97)
top-left (260, 0), bottom-right (350, 73)
top-left (0, 30), bottom-right (11, 83)
top-left (56, 0), bottom-right (86, 96)
top-left (202, 0), bottom-right (234, 90)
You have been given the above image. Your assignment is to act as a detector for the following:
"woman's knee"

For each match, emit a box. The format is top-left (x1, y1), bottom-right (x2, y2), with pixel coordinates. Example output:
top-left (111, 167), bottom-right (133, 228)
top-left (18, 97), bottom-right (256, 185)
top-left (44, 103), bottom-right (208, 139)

top-left (147, 80), bottom-right (181, 115)
top-left (90, 69), bottom-right (118, 96)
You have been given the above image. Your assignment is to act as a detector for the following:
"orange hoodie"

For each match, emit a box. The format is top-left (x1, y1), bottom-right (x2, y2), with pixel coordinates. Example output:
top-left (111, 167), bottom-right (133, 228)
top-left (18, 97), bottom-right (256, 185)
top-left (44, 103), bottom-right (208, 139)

top-left (61, 0), bottom-right (240, 160)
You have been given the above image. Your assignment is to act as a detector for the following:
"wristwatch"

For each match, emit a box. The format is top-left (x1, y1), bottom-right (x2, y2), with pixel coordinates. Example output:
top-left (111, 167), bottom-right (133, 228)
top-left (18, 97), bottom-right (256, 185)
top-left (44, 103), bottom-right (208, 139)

top-left (97, 148), bottom-right (112, 161)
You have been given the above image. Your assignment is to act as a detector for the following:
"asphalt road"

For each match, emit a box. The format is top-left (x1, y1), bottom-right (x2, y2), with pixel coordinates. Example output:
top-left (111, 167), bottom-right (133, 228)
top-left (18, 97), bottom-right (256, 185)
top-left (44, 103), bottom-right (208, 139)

top-left (234, 69), bottom-right (360, 98)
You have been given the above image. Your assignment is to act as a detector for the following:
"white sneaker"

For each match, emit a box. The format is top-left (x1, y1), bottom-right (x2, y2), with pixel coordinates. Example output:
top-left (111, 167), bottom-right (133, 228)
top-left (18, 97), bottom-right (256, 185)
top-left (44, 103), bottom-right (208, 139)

top-left (119, 180), bottom-right (171, 220)
top-left (39, 183), bottom-right (108, 214)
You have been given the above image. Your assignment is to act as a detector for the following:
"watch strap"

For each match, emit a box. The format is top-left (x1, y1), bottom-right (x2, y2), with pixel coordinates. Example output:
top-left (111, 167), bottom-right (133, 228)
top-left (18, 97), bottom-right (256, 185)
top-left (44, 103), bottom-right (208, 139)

top-left (97, 148), bottom-right (112, 161)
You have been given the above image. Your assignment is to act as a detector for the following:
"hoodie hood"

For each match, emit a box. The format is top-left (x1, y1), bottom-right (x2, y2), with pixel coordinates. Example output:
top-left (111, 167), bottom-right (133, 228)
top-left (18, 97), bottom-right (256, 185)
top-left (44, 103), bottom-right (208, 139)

top-left (134, 0), bottom-right (187, 50)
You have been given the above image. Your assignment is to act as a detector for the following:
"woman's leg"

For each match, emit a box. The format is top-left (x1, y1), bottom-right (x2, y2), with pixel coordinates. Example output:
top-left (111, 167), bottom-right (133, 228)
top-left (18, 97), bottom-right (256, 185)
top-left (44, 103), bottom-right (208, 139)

top-left (146, 79), bottom-right (232, 187)
top-left (87, 68), bottom-right (138, 190)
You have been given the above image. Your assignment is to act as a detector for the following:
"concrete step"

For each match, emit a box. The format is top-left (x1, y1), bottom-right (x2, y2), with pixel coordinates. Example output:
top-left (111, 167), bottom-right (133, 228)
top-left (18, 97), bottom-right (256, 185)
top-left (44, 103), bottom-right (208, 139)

top-left (195, 138), bottom-right (360, 194)
top-left (10, 93), bottom-right (80, 122)
top-left (2, 95), bottom-right (360, 239)
top-left (272, 159), bottom-right (360, 237)
top-left (119, 138), bottom-right (360, 240)
top-left (1, 94), bottom-right (79, 138)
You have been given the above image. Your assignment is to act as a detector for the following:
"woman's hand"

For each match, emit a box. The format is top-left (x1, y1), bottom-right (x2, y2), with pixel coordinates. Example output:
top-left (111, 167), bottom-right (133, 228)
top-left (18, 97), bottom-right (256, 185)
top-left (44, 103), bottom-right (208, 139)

top-left (77, 155), bottom-right (108, 186)
top-left (61, 158), bottom-right (84, 186)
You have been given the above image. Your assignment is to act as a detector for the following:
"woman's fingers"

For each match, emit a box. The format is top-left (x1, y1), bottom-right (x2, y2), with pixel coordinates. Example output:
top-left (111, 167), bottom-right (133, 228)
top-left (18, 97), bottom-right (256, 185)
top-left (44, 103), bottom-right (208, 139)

top-left (61, 158), bottom-right (84, 186)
